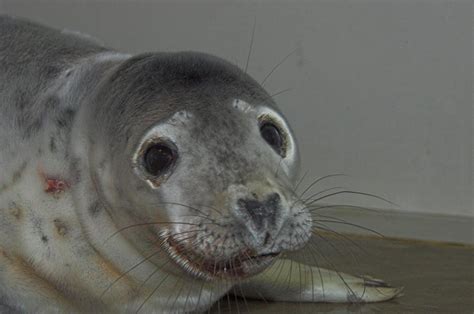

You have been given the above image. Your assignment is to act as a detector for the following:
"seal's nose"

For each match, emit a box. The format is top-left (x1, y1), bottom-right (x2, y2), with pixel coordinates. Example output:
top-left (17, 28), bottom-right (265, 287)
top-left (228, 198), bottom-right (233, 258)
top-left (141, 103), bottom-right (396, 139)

top-left (236, 193), bottom-right (282, 244)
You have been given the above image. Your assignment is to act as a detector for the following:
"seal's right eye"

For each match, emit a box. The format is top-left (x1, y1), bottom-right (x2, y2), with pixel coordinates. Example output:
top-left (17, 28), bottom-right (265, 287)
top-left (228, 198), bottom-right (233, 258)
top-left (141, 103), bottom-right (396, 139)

top-left (260, 122), bottom-right (285, 157)
top-left (143, 143), bottom-right (176, 176)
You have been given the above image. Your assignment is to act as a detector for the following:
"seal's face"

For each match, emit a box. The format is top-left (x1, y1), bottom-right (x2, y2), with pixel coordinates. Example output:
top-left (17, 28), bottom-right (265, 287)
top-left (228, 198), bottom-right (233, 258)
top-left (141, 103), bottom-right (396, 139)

top-left (95, 52), bottom-right (312, 281)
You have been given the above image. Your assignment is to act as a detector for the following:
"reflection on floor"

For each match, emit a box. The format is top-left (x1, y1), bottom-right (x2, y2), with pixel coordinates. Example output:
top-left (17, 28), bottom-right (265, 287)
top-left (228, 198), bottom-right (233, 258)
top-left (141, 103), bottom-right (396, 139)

top-left (211, 234), bottom-right (474, 313)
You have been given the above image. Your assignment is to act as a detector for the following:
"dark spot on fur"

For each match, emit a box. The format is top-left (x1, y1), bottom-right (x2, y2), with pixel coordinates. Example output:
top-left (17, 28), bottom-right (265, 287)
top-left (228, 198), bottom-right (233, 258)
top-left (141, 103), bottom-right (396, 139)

top-left (14, 88), bottom-right (32, 113)
top-left (49, 136), bottom-right (57, 153)
top-left (31, 216), bottom-right (44, 235)
top-left (88, 201), bottom-right (101, 216)
top-left (55, 108), bottom-right (76, 129)
top-left (43, 65), bottom-right (62, 80)
top-left (19, 96), bottom-right (59, 139)
top-left (45, 96), bottom-right (60, 110)
top-left (53, 219), bottom-right (68, 236)
top-left (23, 118), bottom-right (43, 138)
top-left (98, 159), bottom-right (106, 170)
top-left (70, 158), bottom-right (82, 183)
top-left (0, 162), bottom-right (27, 194)
top-left (8, 203), bottom-right (22, 220)
top-left (41, 235), bottom-right (48, 243)
top-left (11, 161), bottom-right (27, 184)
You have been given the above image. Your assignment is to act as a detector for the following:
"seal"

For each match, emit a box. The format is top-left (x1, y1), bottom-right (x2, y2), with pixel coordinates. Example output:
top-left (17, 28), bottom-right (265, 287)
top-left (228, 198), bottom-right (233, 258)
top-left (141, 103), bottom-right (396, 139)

top-left (0, 15), bottom-right (402, 313)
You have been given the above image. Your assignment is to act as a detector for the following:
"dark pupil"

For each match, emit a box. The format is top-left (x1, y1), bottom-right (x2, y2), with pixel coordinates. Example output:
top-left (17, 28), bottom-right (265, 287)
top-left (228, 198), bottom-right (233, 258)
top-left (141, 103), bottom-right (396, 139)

top-left (144, 144), bottom-right (174, 176)
top-left (260, 123), bottom-right (283, 154)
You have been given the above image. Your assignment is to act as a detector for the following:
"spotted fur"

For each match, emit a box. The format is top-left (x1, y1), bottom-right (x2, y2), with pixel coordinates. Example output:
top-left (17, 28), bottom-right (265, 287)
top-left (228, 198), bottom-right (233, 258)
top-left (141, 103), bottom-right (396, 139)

top-left (0, 15), bottom-right (402, 313)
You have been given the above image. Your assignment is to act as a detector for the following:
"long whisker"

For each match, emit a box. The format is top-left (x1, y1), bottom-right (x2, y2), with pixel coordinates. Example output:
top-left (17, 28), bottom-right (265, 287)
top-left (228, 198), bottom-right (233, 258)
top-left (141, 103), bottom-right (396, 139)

top-left (234, 255), bottom-right (250, 313)
top-left (245, 16), bottom-right (257, 73)
top-left (157, 202), bottom-right (216, 222)
top-left (302, 186), bottom-right (346, 203)
top-left (308, 203), bottom-right (383, 213)
top-left (311, 217), bottom-right (384, 237)
top-left (162, 274), bottom-right (182, 312)
top-left (298, 174), bottom-right (347, 198)
top-left (137, 259), bottom-right (171, 293)
top-left (312, 223), bottom-right (370, 256)
top-left (135, 272), bottom-right (171, 313)
top-left (168, 277), bottom-right (186, 313)
top-left (307, 233), bottom-right (359, 300)
top-left (294, 170), bottom-right (309, 191)
top-left (261, 48), bottom-right (298, 86)
top-left (101, 229), bottom-right (202, 298)
top-left (312, 227), bottom-right (361, 266)
top-left (269, 87), bottom-right (292, 98)
top-left (135, 226), bottom-right (208, 313)
top-left (103, 221), bottom-right (201, 244)
top-left (296, 232), bottom-right (320, 301)
top-left (306, 190), bottom-right (397, 207)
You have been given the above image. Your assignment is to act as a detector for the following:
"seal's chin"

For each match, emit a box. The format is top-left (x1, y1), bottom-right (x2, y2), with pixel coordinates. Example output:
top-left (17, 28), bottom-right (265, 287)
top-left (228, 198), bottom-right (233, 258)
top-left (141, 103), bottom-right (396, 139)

top-left (162, 233), bottom-right (279, 281)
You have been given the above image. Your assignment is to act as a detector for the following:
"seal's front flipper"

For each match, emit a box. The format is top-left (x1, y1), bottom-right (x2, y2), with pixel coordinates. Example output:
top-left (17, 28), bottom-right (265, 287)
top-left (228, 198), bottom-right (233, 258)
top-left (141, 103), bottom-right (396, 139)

top-left (235, 258), bottom-right (403, 303)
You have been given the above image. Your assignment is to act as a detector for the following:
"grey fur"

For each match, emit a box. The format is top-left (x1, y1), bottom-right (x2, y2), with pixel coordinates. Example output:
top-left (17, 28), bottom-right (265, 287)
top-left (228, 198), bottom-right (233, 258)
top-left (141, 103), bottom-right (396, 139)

top-left (0, 15), bottom-right (401, 313)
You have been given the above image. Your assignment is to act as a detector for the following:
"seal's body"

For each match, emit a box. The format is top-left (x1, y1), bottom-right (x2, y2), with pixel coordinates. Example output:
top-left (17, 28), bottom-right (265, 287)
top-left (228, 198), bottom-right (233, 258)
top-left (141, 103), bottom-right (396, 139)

top-left (0, 16), bottom-right (401, 313)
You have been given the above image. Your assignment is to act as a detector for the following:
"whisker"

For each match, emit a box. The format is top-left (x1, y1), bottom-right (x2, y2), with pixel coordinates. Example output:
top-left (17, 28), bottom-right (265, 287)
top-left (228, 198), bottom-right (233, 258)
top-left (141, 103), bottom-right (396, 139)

top-left (200, 204), bottom-right (223, 217)
top-left (101, 229), bottom-right (202, 298)
top-left (244, 16), bottom-right (257, 73)
top-left (311, 227), bottom-right (361, 267)
top-left (136, 259), bottom-right (170, 293)
top-left (294, 170), bottom-right (309, 192)
top-left (306, 190), bottom-right (397, 207)
top-left (241, 251), bottom-right (269, 304)
top-left (261, 48), bottom-right (298, 86)
top-left (104, 221), bottom-right (207, 244)
top-left (312, 223), bottom-right (370, 256)
top-left (135, 271), bottom-right (171, 313)
top-left (100, 245), bottom-right (163, 298)
top-left (296, 228), bottom-right (320, 301)
top-left (157, 202), bottom-right (216, 222)
top-left (306, 233), bottom-right (359, 300)
top-left (298, 174), bottom-right (347, 198)
top-left (302, 186), bottom-right (346, 203)
top-left (296, 254), bottom-right (303, 304)
top-left (234, 255), bottom-right (250, 313)
top-left (308, 203), bottom-right (384, 213)
top-left (311, 218), bottom-right (384, 237)
top-left (269, 87), bottom-right (292, 98)
top-left (231, 267), bottom-right (241, 314)
top-left (162, 275), bottom-right (182, 312)
top-left (168, 279), bottom-right (186, 313)
top-left (138, 229), bottom-right (203, 295)
top-left (269, 256), bottom-right (287, 289)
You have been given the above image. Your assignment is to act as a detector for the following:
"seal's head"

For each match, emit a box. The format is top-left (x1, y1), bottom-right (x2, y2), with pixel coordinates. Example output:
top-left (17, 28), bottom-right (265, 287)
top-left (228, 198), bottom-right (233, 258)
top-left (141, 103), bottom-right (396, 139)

top-left (90, 52), bottom-right (312, 280)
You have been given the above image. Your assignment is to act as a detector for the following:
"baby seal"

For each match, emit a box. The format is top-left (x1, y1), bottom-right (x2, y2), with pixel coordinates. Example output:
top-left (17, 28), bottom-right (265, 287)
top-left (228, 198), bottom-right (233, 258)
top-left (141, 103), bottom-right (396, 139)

top-left (0, 15), bottom-right (402, 313)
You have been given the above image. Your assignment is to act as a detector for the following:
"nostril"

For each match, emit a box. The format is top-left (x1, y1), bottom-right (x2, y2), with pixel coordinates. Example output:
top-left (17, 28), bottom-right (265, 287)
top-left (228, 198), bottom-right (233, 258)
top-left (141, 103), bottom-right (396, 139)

top-left (263, 232), bottom-right (271, 245)
top-left (266, 193), bottom-right (281, 206)
top-left (238, 199), bottom-right (263, 211)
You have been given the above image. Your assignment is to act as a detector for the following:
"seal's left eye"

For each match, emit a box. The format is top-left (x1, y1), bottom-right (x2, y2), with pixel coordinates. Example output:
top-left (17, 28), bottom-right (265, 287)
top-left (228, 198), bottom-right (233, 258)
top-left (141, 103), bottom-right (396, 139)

top-left (260, 122), bottom-right (284, 156)
top-left (143, 143), bottom-right (176, 176)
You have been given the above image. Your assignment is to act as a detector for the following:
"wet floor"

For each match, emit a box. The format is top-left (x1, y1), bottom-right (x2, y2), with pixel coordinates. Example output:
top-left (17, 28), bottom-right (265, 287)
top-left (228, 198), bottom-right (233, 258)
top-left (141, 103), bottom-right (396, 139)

top-left (211, 234), bottom-right (474, 313)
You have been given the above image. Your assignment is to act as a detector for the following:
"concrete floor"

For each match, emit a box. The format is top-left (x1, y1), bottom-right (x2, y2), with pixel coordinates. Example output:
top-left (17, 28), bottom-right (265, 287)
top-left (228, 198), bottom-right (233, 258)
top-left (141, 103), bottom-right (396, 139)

top-left (211, 234), bottom-right (474, 313)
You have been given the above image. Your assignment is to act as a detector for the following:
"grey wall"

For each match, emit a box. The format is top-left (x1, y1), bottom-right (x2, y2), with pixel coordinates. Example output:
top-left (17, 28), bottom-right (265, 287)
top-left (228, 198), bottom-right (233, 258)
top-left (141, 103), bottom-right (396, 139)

top-left (1, 0), bottom-right (472, 217)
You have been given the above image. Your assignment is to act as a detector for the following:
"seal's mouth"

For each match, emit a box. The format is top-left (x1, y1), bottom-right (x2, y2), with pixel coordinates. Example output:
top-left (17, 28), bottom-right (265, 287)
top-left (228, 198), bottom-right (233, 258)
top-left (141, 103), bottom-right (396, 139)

top-left (162, 233), bottom-right (279, 280)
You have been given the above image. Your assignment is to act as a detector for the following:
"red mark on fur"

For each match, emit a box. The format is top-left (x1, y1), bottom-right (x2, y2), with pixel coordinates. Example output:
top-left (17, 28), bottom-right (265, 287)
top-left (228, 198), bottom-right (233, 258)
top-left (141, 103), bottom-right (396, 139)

top-left (45, 178), bottom-right (69, 194)
top-left (37, 165), bottom-right (70, 195)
